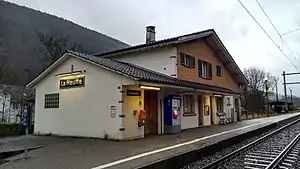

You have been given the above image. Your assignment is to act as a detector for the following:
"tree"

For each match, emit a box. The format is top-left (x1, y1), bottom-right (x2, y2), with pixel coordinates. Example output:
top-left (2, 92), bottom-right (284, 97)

top-left (242, 67), bottom-right (278, 115)
top-left (37, 32), bottom-right (85, 68)
top-left (0, 85), bottom-right (11, 122)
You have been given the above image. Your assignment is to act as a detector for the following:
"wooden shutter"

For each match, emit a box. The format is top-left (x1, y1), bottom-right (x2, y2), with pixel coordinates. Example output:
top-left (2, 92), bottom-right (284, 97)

top-left (198, 59), bottom-right (203, 77)
top-left (209, 63), bottom-right (212, 79)
top-left (180, 53), bottom-right (185, 65)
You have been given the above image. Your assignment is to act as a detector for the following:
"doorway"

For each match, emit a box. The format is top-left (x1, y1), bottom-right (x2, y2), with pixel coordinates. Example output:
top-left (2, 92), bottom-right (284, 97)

top-left (144, 90), bottom-right (158, 135)
top-left (210, 96), bottom-right (214, 125)
top-left (235, 98), bottom-right (240, 122)
top-left (198, 95), bottom-right (203, 126)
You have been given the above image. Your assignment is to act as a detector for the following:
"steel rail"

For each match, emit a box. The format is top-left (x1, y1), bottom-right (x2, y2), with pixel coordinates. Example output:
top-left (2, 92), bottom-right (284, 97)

top-left (265, 132), bottom-right (300, 169)
top-left (200, 118), bottom-right (300, 169)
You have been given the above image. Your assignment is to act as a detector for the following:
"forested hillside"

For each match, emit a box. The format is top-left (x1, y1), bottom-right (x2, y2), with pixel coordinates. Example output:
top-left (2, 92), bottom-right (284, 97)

top-left (0, 0), bottom-right (129, 85)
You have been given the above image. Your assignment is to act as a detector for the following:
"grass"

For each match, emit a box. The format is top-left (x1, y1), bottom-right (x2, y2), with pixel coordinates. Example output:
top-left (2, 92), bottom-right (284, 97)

top-left (241, 109), bottom-right (300, 120)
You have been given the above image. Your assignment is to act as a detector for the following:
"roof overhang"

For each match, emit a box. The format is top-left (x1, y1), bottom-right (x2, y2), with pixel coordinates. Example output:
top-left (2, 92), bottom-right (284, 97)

top-left (204, 33), bottom-right (248, 85)
top-left (95, 29), bottom-right (248, 85)
top-left (26, 53), bottom-right (71, 88)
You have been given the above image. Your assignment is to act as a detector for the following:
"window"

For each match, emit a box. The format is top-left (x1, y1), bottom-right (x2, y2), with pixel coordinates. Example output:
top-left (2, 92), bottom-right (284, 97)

top-left (216, 97), bottom-right (224, 112)
top-left (180, 53), bottom-right (195, 68)
top-left (198, 59), bottom-right (212, 79)
top-left (216, 65), bottom-right (222, 77)
top-left (44, 93), bottom-right (59, 109)
top-left (12, 103), bottom-right (19, 109)
top-left (227, 97), bottom-right (231, 106)
top-left (183, 95), bottom-right (195, 115)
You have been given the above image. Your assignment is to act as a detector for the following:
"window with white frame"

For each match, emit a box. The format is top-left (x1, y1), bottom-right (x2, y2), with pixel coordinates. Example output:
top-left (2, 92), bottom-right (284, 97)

top-left (216, 97), bottom-right (224, 112)
top-left (180, 53), bottom-right (195, 68)
top-left (227, 97), bottom-right (231, 106)
top-left (12, 103), bottom-right (19, 109)
top-left (198, 59), bottom-right (212, 79)
top-left (183, 95), bottom-right (195, 115)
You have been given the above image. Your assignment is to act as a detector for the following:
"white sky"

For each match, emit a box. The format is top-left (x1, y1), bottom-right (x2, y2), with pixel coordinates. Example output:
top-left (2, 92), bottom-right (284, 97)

top-left (7, 0), bottom-right (300, 96)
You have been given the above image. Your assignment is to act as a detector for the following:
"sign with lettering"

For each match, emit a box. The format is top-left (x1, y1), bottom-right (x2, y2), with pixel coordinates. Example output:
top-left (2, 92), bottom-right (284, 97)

top-left (127, 90), bottom-right (141, 96)
top-left (60, 76), bottom-right (85, 89)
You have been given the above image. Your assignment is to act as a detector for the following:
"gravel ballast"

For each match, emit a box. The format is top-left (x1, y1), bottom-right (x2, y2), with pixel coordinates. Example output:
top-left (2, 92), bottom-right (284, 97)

top-left (182, 116), bottom-right (300, 169)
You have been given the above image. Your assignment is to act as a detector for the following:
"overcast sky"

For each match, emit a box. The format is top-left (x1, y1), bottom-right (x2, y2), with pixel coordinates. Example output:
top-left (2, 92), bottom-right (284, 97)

top-left (7, 0), bottom-right (300, 96)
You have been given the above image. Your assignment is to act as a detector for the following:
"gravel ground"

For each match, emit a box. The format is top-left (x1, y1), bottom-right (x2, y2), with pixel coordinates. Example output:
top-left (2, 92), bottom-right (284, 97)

top-left (182, 117), bottom-right (300, 169)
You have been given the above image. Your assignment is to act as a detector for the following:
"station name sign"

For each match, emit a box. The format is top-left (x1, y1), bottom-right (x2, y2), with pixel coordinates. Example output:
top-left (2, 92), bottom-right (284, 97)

top-left (60, 76), bottom-right (85, 89)
top-left (127, 90), bottom-right (141, 96)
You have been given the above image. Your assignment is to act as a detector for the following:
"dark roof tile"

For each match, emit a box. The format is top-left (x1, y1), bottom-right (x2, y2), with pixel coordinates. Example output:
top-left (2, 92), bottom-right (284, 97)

top-left (68, 50), bottom-right (238, 94)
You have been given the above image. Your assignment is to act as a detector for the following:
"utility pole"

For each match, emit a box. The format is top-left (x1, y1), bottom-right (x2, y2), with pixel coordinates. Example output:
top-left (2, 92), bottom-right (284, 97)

top-left (265, 79), bottom-right (269, 116)
top-left (276, 80), bottom-right (278, 102)
top-left (289, 88), bottom-right (293, 109)
top-left (283, 71), bottom-right (288, 112)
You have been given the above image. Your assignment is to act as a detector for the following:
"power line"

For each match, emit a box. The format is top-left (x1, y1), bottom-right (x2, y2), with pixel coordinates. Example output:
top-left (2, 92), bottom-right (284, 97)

top-left (255, 0), bottom-right (281, 37)
top-left (254, 0), bottom-right (300, 67)
top-left (237, 0), bottom-right (299, 71)
top-left (281, 27), bottom-right (300, 36)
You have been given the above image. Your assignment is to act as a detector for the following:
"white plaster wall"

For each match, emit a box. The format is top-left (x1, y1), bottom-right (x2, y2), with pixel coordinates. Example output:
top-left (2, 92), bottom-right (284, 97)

top-left (122, 85), bottom-right (144, 140)
top-left (113, 47), bottom-right (177, 77)
top-left (181, 93), bottom-right (199, 130)
top-left (34, 56), bottom-right (134, 140)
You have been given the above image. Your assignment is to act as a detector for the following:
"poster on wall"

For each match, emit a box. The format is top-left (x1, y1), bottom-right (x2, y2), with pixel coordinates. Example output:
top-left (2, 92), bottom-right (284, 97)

top-left (60, 76), bottom-right (85, 89)
top-left (204, 105), bottom-right (210, 116)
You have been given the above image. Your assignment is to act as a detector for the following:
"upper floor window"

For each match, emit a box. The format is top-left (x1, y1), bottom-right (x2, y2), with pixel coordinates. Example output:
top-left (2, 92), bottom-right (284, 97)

top-left (216, 65), bottom-right (222, 77)
top-left (180, 53), bottom-right (195, 68)
top-left (198, 59), bottom-right (212, 80)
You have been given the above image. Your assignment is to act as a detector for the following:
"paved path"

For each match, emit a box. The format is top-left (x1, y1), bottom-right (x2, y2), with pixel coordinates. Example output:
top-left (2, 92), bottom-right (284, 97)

top-left (1, 112), bottom-right (300, 169)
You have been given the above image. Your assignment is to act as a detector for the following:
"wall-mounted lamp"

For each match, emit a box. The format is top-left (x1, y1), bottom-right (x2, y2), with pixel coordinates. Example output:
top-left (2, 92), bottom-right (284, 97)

top-left (140, 86), bottom-right (160, 90)
top-left (56, 71), bottom-right (83, 77)
top-left (213, 94), bottom-right (223, 97)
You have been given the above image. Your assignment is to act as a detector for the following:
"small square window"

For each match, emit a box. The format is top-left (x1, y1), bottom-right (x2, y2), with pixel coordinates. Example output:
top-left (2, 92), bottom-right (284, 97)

top-left (216, 65), bottom-right (222, 77)
top-left (44, 93), bottom-right (59, 109)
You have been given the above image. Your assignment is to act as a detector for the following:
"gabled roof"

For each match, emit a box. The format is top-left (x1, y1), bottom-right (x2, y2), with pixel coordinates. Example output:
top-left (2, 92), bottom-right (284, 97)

top-left (94, 29), bottom-right (213, 57)
top-left (27, 50), bottom-right (238, 94)
top-left (94, 29), bottom-right (247, 85)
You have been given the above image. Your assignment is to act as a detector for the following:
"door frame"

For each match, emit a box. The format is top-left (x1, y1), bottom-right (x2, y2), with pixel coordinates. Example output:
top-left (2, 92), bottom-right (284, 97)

top-left (144, 90), bottom-right (158, 135)
top-left (198, 95), bottom-right (203, 126)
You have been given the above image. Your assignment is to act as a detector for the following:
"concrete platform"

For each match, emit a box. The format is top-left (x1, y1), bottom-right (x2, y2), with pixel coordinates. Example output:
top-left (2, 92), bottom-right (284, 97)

top-left (1, 112), bottom-right (300, 169)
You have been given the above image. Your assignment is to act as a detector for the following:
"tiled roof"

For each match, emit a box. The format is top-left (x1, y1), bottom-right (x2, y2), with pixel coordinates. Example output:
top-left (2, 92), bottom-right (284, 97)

top-left (93, 29), bottom-right (247, 85)
top-left (68, 50), bottom-right (238, 94)
top-left (94, 29), bottom-right (213, 57)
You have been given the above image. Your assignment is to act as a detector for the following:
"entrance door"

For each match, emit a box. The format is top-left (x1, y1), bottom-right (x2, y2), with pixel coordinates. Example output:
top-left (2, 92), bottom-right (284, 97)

top-left (210, 96), bottom-right (214, 125)
top-left (198, 95), bottom-right (203, 126)
top-left (235, 98), bottom-right (240, 122)
top-left (144, 90), bottom-right (158, 135)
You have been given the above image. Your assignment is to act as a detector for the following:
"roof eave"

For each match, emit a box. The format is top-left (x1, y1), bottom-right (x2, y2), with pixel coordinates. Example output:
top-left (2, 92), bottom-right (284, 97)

top-left (26, 53), bottom-right (71, 88)
top-left (209, 33), bottom-right (248, 85)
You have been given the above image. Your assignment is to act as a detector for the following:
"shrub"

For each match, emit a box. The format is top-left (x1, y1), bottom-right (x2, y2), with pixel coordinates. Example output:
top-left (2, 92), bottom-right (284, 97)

top-left (0, 123), bottom-right (23, 136)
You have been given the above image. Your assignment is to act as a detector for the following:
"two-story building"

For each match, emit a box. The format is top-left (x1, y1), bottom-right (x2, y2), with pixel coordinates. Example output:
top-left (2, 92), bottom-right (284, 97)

top-left (27, 27), bottom-right (247, 140)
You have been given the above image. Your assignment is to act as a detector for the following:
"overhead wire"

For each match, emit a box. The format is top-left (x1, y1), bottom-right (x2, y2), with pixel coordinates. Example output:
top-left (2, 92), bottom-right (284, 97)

top-left (237, 0), bottom-right (299, 71)
top-left (254, 0), bottom-right (300, 68)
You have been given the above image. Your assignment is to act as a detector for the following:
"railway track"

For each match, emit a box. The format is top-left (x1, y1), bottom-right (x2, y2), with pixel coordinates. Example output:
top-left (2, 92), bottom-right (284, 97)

top-left (200, 118), bottom-right (300, 169)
